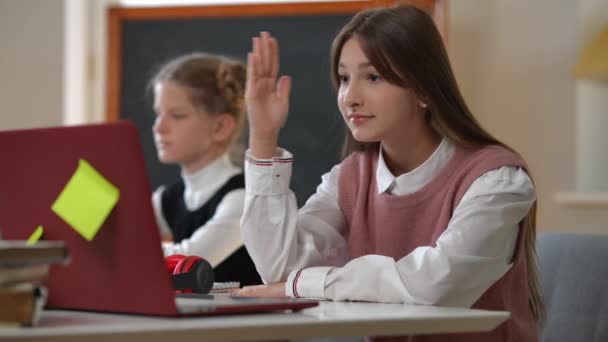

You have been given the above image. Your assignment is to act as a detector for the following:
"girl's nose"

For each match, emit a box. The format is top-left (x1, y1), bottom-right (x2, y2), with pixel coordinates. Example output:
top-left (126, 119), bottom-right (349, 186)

top-left (343, 83), bottom-right (363, 109)
top-left (153, 114), bottom-right (168, 133)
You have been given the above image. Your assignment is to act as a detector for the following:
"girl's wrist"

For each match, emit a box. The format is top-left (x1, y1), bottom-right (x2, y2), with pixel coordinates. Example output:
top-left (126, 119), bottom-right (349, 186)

top-left (249, 136), bottom-right (280, 159)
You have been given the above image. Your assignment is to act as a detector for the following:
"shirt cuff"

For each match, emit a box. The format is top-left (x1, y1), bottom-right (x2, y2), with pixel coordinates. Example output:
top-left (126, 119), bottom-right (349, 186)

top-left (245, 148), bottom-right (293, 196)
top-left (285, 267), bottom-right (332, 299)
top-left (161, 241), bottom-right (179, 257)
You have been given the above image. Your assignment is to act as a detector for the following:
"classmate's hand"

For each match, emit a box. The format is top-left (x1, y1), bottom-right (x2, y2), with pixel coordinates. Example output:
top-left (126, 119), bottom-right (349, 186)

top-left (231, 282), bottom-right (287, 298)
top-left (246, 31), bottom-right (292, 158)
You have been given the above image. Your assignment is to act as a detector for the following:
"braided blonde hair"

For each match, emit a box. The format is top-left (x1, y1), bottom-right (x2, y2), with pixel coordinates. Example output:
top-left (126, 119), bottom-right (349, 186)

top-left (150, 52), bottom-right (247, 164)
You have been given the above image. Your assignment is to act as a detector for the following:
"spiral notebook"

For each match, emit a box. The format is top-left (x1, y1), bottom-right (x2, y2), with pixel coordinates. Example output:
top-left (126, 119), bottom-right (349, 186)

top-left (211, 282), bottom-right (241, 293)
top-left (0, 121), bottom-right (318, 317)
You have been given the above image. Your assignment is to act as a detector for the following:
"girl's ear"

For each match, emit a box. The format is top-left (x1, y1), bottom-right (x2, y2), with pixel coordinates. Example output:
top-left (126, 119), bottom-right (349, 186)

top-left (211, 113), bottom-right (236, 143)
top-left (418, 94), bottom-right (430, 109)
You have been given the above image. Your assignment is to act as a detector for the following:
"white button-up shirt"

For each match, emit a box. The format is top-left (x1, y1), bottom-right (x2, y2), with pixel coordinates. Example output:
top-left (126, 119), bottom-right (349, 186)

top-left (152, 154), bottom-right (245, 268)
top-left (241, 139), bottom-right (535, 307)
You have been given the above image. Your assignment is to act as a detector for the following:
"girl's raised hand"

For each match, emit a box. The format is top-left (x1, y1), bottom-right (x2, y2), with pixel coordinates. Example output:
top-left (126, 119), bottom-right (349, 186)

top-left (245, 32), bottom-right (291, 158)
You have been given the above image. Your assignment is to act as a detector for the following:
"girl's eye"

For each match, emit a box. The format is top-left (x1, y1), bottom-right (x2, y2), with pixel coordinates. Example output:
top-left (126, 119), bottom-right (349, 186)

top-left (171, 113), bottom-right (187, 120)
top-left (368, 74), bottom-right (382, 82)
top-left (338, 75), bottom-right (349, 83)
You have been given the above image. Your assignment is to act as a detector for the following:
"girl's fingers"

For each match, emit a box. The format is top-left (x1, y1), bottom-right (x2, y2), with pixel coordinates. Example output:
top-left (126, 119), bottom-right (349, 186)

top-left (252, 54), bottom-right (262, 83)
top-left (270, 37), bottom-right (279, 80)
top-left (251, 33), bottom-right (276, 78)
top-left (233, 285), bottom-right (259, 297)
top-left (277, 75), bottom-right (292, 100)
top-left (261, 31), bottom-right (272, 76)
top-left (253, 36), bottom-right (262, 77)
top-left (247, 32), bottom-right (287, 102)
top-left (252, 36), bottom-right (260, 60)
top-left (259, 32), bottom-right (267, 75)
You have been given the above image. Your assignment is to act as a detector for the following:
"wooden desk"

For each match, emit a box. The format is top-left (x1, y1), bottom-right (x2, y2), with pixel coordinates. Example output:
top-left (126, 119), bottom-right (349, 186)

top-left (1, 301), bottom-right (509, 342)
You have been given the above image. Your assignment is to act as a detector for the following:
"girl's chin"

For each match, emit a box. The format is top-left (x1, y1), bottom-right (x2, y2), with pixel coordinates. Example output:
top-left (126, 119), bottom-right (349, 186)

top-left (351, 132), bottom-right (378, 143)
top-left (157, 153), bottom-right (177, 164)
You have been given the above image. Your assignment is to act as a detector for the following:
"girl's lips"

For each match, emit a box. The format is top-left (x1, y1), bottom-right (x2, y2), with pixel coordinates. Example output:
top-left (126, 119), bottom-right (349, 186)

top-left (349, 115), bottom-right (373, 126)
top-left (156, 141), bottom-right (171, 149)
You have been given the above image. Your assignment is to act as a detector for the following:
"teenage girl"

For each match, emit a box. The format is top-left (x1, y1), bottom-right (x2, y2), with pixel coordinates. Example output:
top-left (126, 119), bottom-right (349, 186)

top-left (236, 5), bottom-right (542, 341)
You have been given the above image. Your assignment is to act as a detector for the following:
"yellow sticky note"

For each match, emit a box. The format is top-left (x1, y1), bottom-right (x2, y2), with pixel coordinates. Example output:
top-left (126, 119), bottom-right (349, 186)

top-left (51, 159), bottom-right (120, 241)
top-left (26, 225), bottom-right (44, 245)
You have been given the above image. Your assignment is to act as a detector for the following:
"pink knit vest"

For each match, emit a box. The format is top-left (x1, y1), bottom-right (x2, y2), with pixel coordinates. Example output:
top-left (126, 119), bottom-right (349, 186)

top-left (337, 145), bottom-right (538, 342)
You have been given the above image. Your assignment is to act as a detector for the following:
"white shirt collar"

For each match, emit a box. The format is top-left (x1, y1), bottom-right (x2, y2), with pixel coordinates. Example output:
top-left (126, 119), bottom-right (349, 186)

top-left (181, 154), bottom-right (241, 211)
top-left (376, 138), bottom-right (455, 196)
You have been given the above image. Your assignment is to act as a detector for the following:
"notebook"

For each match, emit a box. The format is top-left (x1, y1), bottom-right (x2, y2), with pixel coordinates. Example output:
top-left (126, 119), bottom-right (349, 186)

top-left (0, 121), bottom-right (318, 316)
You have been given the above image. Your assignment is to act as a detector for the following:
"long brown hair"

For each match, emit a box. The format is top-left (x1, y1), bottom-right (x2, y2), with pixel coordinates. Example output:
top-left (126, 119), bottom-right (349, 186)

top-left (330, 5), bottom-right (543, 320)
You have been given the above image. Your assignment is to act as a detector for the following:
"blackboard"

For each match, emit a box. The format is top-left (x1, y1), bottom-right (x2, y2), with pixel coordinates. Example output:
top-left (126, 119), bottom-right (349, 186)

top-left (107, 1), bottom-right (441, 206)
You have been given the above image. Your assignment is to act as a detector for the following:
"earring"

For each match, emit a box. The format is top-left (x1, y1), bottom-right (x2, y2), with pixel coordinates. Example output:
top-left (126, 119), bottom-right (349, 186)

top-left (420, 102), bottom-right (428, 109)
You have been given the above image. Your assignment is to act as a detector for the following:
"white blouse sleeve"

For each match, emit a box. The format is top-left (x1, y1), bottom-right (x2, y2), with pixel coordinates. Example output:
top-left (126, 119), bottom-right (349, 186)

top-left (160, 189), bottom-right (246, 268)
top-left (240, 149), bottom-right (350, 284)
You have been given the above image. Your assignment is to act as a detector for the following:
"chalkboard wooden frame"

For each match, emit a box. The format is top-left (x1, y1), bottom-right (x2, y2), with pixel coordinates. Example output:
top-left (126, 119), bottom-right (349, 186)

top-left (105, 0), bottom-right (444, 205)
top-left (107, 0), bottom-right (444, 122)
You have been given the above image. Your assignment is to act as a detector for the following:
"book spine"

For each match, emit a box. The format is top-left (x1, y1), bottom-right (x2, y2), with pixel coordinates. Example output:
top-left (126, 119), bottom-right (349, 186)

top-left (0, 283), bottom-right (47, 326)
top-left (0, 283), bottom-right (35, 325)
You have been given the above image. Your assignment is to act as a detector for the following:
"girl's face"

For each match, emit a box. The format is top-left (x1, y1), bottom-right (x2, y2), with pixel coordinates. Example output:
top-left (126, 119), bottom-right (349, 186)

top-left (337, 37), bottom-right (427, 148)
top-left (152, 80), bottom-right (218, 169)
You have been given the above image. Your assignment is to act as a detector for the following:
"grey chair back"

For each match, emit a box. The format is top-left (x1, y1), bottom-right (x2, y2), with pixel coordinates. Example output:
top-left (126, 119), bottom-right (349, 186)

top-left (537, 232), bottom-right (608, 342)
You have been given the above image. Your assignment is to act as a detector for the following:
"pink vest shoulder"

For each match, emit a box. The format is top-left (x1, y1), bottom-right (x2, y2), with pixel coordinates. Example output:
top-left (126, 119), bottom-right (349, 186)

top-left (337, 144), bottom-right (528, 204)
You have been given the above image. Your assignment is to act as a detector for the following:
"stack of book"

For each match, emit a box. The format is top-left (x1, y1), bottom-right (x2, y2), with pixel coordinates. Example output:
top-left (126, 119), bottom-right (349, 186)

top-left (0, 241), bottom-right (70, 327)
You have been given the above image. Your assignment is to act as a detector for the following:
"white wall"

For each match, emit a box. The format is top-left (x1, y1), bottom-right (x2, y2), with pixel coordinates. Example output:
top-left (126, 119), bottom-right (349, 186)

top-left (449, 0), bottom-right (608, 233)
top-left (0, 0), bottom-right (64, 130)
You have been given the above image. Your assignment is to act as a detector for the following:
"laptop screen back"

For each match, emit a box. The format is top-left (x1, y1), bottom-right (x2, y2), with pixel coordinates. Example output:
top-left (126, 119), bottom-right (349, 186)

top-left (0, 121), bottom-right (178, 315)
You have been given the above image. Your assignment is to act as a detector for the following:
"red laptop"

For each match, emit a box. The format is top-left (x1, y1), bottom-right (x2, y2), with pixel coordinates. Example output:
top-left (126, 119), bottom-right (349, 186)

top-left (0, 121), bottom-right (318, 316)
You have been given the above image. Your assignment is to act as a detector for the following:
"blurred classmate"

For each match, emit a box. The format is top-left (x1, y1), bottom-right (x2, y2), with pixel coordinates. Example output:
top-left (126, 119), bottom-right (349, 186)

top-left (235, 5), bottom-right (541, 342)
top-left (149, 52), bottom-right (261, 286)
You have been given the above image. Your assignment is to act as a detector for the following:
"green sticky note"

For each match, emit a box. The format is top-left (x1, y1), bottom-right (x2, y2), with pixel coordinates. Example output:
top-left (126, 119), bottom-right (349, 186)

top-left (51, 159), bottom-right (120, 241)
top-left (26, 225), bottom-right (44, 245)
